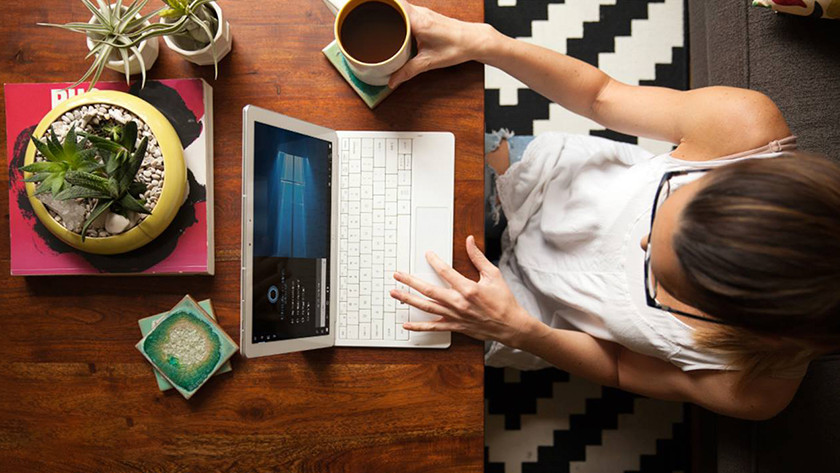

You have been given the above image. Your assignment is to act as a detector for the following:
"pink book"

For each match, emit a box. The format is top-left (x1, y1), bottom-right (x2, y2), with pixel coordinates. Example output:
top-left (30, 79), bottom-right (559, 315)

top-left (4, 79), bottom-right (215, 275)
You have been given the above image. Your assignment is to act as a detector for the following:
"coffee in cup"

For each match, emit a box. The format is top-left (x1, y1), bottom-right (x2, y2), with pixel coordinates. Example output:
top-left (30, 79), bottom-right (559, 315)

top-left (335, 0), bottom-right (411, 86)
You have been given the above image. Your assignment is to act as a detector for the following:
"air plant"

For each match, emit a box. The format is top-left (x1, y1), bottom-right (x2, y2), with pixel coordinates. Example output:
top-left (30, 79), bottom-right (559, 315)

top-left (21, 126), bottom-right (102, 197)
top-left (149, 0), bottom-right (221, 77)
top-left (39, 0), bottom-right (165, 90)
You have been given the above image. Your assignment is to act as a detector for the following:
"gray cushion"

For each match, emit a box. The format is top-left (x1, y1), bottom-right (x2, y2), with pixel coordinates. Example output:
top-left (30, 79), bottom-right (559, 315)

top-left (689, 0), bottom-right (840, 161)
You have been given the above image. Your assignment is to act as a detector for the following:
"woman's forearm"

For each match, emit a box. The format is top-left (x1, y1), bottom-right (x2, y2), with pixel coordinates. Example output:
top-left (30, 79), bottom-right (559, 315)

top-left (469, 24), bottom-right (613, 122)
top-left (509, 312), bottom-right (621, 387)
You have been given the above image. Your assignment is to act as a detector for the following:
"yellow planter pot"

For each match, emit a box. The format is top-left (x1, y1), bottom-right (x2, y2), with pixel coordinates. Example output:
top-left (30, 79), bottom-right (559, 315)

top-left (23, 90), bottom-right (186, 255)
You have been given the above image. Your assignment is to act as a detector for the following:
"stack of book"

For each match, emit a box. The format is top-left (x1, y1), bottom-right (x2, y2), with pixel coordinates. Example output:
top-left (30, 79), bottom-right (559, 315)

top-left (136, 295), bottom-right (237, 399)
top-left (4, 78), bottom-right (214, 276)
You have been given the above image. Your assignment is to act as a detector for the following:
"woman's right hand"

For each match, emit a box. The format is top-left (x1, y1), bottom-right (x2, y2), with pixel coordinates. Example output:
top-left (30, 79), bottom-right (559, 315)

top-left (388, 1), bottom-right (493, 88)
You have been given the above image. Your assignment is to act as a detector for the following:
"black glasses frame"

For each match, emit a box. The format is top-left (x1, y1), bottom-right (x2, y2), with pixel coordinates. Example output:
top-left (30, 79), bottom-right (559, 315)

top-left (644, 168), bottom-right (733, 326)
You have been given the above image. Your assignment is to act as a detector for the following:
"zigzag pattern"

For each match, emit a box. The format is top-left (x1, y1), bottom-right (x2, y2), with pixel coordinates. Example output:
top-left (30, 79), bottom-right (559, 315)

top-left (484, 0), bottom-right (689, 470)
top-left (566, 0), bottom-right (665, 66)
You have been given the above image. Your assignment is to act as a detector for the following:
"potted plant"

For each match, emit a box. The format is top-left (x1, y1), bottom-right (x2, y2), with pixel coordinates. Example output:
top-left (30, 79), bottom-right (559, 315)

top-left (156, 0), bottom-right (232, 74)
top-left (20, 90), bottom-right (187, 254)
top-left (40, 0), bottom-right (163, 89)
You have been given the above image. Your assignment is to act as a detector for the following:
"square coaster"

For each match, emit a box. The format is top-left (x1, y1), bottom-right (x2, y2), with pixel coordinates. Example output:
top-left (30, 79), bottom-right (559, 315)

top-left (137, 299), bottom-right (232, 392)
top-left (136, 295), bottom-right (238, 399)
top-left (322, 40), bottom-right (395, 109)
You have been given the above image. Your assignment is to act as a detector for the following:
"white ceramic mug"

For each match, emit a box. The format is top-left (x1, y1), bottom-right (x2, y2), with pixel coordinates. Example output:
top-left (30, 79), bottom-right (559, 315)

top-left (334, 0), bottom-right (411, 86)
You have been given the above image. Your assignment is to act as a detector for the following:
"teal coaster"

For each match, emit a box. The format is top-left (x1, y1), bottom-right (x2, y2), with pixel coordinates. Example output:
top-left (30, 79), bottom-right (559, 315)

top-left (322, 40), bottom-right (395, 109)
top-left (136, 295), bottom-right (238, 399)
top-left (137, 299), bottom-right (232, 392)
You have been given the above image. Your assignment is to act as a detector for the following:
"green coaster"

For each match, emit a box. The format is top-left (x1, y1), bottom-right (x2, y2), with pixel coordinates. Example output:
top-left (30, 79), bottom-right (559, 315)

top-left (136, 295), bottom-right (238, 399)
top-left (322, 40), bottom-right (395, 109)
top-left (137, 299), bottom-right (232, 392)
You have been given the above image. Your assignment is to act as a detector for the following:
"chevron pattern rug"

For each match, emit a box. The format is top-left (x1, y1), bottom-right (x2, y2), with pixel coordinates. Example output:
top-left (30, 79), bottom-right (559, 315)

top-left (483, 1), bottom-right (690, 472)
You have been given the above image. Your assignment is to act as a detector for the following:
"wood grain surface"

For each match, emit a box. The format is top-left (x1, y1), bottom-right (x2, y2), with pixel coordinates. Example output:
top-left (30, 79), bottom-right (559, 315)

top-left (0, 1), bottom-right (485, 471)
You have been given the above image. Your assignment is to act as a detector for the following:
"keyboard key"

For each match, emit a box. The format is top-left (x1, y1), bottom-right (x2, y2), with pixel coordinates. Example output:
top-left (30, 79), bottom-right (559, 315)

top-left (396, 309), bottom-right (409, 324)
top-left (341, 138), bottom-right (349, 150)
top-left (398, 200), bottom-right (411, 215)
top-left (359, 322), bottom-right (370, 339)
top-left (350, 138), bottom-right (360, 160)
top-left (360, 309), bottom-right (371, 322)
top-left (372, 320), bottom-right (383, 339)
top-left (385, 202), bottom-right (397, 216)
top-left (339, 326), bottom-right (347, 339)
top-left (398, 170), bottom-right (411, 186)
top-left (397, 215), bottom-right (410, 272)
top-left (386, 150), bottom-right (398, 174)
top-left (374, 139), bottom-right (386, 167)
top-left (348, 324), bottom-right (359, 339)
top-left (361, 138), bottom-right (373, 157)
top-left (385, 187), bottom-right (397, 201)
top-left (396, 324), bottom-right (409, 341)
top-left (386, 175), bottom-right (398, 189)
top-left (398, 186), bottom-right (411, 200)
top-left (398, 138), bottom-right (412, 154)
top-left (384, 322), bottom-right (395, 340)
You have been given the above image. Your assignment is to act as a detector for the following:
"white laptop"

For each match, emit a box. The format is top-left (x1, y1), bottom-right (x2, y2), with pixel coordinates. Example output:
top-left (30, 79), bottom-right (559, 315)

top-left (240, 105), bottom-right (454, 358)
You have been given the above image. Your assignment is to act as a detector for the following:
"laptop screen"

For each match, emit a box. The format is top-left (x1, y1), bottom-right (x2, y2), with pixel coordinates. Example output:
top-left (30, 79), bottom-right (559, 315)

top-left (251, 121), bottom-right (332, 343)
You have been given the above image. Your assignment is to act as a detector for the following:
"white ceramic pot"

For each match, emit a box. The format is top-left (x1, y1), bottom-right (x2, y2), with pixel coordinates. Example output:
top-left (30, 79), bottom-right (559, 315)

top-left (85, 9), bottom-right (159, 76)
top-left (161, 2), bottom-right (232, 66)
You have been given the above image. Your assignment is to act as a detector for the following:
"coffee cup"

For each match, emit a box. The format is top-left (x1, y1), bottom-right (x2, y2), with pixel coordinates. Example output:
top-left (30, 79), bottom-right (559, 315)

top-left (334, 0), bottom-right (411, 86)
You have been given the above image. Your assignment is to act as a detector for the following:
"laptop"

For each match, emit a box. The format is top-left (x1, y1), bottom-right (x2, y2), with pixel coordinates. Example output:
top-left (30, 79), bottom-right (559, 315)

top-left (240, 105), bottom-right (454, 358)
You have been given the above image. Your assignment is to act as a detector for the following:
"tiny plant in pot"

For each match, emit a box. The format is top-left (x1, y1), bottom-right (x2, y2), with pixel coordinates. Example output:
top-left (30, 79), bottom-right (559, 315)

top-left (21, 90), bottom-right (186, 254)
top-left (156, 0), bottom-right (232, 74)
top-left (40, 0), bottom-right (164, 89)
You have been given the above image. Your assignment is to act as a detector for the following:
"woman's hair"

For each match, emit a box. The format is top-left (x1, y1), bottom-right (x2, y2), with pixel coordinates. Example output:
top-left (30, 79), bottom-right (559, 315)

top-left (672, 151), bottom-right (840, 378)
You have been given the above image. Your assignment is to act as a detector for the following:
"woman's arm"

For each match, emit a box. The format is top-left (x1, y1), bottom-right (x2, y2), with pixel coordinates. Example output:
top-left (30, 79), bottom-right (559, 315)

top-left (392, 2), bottom-right (790, 158)
top-left (518, 318), bottom-right (801, 420)
top-left (392, 236), bottom-right (801, 420)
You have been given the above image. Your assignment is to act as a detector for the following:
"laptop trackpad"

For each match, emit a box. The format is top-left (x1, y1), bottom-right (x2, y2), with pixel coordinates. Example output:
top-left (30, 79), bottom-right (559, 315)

top-left (412, 207), bottom-right (451, 322)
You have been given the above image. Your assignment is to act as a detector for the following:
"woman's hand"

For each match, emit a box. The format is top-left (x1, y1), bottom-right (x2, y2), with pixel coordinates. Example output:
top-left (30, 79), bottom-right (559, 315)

top-left (388, 1), bottom-right (494, 88)
top-left (389, 235), bottom-right (535, 346)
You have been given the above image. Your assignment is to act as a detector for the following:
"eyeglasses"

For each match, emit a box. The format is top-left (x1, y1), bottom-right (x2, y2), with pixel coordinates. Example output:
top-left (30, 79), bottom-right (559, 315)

top-left (644, 168), bottom-right (732, 325)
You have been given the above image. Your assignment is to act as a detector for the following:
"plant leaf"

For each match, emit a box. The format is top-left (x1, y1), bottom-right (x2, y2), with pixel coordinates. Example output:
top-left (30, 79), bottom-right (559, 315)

top-left (119, 193), bottom-right (149, 214)
top-left (108, 177), bottom-right (121, 198)
top-left (55, 185), bottom-right (112, 201)
top-left (29, 135), bottom-right (55, 161)
top-left (63, 126), bottom-right (79, 165)
top-left (49, 173), bottom-right (65, 196)
top-left (34, 180), bottom-right (52, 196)
top-left (23, 172), bottom-right (52, 183)
top-left (81, 199), bottom-right (114, 242)
top-left (21, 161), bottom-right (64, 173)
top-left (129, 181), bottom-right (147, 197)
top-left (121, 121), bottom-right (138, 151)
top-left (45, 129), bottom-right (64, 160)
top-left (65, 170), bottom-right (111, 194)
top-left (82, 133), bottom-right (126, 154)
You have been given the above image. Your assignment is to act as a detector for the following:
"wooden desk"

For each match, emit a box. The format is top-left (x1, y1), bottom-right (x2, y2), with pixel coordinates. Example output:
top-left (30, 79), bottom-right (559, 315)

top-left (0, 1), bottom-right (484, 471)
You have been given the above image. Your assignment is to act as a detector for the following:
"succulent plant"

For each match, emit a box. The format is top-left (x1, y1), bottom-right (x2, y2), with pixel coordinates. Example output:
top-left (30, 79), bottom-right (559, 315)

top-left (63, 120), bottom-right (150, 240)
top-left (21, 126), bottom-right (102, 197)
top-left (39, 0), bottom-right (166, 90)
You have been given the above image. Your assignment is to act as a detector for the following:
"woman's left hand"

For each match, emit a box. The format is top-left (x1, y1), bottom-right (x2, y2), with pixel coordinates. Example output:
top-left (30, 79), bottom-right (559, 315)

top-left (390, 235), bottom-right (533, 346)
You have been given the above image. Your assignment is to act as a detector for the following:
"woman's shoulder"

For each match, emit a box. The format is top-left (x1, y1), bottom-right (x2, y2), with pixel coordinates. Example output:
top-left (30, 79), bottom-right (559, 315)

top-left (671, 87), bottom-right (791, 162)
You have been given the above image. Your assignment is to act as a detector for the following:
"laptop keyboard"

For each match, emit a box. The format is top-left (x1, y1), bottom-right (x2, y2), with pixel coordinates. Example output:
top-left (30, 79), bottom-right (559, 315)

top-left (337, 137), bottom-right (413, 343)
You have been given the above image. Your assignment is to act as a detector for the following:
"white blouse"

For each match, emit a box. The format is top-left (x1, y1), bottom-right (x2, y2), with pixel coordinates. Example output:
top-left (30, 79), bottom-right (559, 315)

top-left (485, 132), bottom-right (803, 376)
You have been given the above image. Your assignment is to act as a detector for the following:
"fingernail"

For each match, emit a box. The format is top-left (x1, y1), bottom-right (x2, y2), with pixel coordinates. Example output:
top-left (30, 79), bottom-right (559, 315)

top-left (393, 271), bottom-right (402, 279)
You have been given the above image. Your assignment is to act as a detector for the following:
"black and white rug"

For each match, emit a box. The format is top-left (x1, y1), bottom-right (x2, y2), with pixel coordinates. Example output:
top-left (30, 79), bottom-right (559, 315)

top-left (483, 1), bottom-right (690, 472)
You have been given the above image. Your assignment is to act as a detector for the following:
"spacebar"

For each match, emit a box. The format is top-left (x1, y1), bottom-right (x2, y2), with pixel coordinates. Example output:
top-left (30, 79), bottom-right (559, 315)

top-left (396, 215), bottom-right (410, 273)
